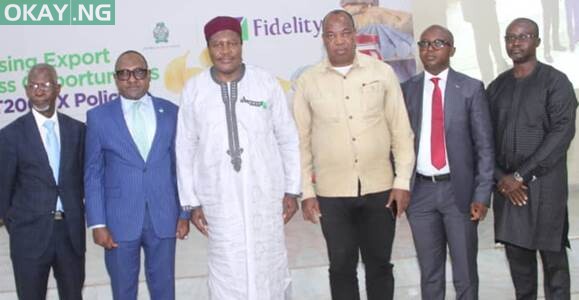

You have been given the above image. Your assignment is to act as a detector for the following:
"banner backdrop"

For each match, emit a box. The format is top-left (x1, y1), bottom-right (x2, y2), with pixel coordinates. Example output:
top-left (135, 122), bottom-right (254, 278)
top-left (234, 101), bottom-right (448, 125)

top-left (0, 0), bottom-right (414, 128)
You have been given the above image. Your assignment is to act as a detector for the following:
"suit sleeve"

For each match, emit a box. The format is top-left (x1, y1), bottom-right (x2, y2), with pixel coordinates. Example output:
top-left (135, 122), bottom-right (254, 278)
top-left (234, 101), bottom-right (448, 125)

top-left (0, 129), bottom-right (17, 221)
top-left (469, 81), bottom-right (495, 205)
top-left (84, 110), bottom-right (107, 227)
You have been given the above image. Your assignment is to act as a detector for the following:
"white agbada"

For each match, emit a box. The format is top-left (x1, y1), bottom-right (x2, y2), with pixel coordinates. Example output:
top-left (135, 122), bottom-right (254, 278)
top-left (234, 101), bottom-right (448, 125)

top-left (176, 64), bottom-right (301, 300)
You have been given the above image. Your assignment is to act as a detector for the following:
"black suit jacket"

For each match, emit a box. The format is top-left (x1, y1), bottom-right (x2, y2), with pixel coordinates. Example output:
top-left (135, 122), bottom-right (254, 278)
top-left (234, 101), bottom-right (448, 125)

top-left (401, 69), bottom-right (495, 212)
top-left (0, 112), bottom-right (85, 258)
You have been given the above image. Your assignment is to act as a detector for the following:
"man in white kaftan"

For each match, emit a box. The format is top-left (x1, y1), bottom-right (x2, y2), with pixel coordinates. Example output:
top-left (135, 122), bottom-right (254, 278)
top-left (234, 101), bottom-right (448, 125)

top-left (176, 16), bottom-right (301, 300)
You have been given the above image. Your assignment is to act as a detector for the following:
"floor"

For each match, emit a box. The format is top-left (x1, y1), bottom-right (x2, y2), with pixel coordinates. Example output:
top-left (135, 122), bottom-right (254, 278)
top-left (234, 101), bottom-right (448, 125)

top-left (0, 186), bottom-right (578, 299)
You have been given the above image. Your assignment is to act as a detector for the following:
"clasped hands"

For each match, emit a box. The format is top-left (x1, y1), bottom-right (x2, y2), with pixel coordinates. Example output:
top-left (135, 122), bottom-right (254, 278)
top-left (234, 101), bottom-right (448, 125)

top-left (497, 174), bottom-right (528, 206)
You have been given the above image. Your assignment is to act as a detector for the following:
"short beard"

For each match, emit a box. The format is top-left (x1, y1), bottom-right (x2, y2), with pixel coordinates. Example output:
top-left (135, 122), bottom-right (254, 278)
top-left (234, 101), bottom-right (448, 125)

top-left (32, 104), bottom-right (50, 113)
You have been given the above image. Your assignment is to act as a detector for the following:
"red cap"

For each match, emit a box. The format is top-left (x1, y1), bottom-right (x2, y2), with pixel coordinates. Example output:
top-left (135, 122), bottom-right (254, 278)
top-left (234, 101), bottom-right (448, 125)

top-left (204, 16), bottom-right (242, 42)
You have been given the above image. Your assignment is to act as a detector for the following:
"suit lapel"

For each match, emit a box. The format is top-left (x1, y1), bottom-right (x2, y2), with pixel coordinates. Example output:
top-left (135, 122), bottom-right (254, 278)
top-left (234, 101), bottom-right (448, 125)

top-left (444, 69), bottom-right (461, 135)
top-left (146, 97), bottom-right (164, 164)
top-left (23, 112), bottom-right (56, 184)
top-left (57, 113), bottom-right (71, 183)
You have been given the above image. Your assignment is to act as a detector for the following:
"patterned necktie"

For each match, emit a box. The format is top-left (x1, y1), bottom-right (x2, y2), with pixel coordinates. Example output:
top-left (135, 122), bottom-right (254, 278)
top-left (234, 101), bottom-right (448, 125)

top-left (430, 77), bottom-right (446, 169)
top-left (132, 101), bottom-right (149, 159)
top-left (44, 120), bottom-right (63, 211)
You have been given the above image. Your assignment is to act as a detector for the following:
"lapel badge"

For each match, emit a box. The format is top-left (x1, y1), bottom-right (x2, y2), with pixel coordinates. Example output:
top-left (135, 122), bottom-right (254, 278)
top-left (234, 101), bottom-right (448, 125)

top-left (158, 108), bottom-right (164, 113)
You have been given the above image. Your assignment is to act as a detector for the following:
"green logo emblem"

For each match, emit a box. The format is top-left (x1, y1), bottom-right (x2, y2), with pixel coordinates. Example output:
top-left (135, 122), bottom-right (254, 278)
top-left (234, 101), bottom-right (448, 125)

top-left (153, 22), bottom-right (169, 43)
top-left (236, 17), bottom-right (249, 41)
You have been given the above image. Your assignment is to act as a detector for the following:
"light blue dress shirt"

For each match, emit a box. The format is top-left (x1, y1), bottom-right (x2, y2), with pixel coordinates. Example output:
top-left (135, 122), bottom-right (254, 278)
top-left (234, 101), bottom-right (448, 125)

top-left (121, 94), bottom-right (157, 159)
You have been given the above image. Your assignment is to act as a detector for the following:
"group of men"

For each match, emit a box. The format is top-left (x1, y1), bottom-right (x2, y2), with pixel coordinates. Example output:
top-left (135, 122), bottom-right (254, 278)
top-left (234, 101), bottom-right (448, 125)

top-left (0, 10), bottom-right (576, 300)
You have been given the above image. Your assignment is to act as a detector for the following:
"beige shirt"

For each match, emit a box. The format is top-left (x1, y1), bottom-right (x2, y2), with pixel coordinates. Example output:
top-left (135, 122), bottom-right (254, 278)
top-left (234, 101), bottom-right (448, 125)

top-left (292, 53), bottom-right (415, 199)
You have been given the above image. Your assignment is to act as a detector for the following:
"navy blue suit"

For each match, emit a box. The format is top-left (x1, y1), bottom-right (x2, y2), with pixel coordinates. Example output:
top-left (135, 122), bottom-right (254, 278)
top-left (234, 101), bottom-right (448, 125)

top-left (84, 95), bottom-right (185, 299)
top-left (0, 112), bottom-right (85, 299)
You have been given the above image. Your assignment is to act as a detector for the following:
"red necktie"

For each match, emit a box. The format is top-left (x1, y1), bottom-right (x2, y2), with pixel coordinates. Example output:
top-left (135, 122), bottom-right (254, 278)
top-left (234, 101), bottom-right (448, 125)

top-left (430, 77), bottom-right (446, 169)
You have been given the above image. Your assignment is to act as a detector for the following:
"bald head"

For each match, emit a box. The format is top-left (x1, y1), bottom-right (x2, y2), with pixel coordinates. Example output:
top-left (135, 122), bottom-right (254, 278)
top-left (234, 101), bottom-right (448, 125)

top-left (322, 9), bottom-right (356, 33)
top-left (28, 63), bottom-right (58, 83)
top-left (115, 50), bottom-right (148, 71)
top-left (507, 18), bottom-right (539, 37)
top-left (421, 25), bottom-right (454, 46)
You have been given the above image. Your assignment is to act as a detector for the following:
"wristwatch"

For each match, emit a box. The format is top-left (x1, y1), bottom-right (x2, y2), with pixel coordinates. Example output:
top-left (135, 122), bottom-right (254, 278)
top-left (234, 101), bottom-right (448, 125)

top-left (513, 172), bottom-right (524, 183)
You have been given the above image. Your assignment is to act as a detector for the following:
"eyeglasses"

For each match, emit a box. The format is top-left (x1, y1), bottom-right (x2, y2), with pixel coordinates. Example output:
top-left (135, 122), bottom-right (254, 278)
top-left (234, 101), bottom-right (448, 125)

top-left (504, 33), bottom-right (537, 43)
top-left (26, 81), bottom-right (57, 91)
top-left (115, 68), bottom-right (149, 81)
top-left (417, 39), bottom-right (452, 49)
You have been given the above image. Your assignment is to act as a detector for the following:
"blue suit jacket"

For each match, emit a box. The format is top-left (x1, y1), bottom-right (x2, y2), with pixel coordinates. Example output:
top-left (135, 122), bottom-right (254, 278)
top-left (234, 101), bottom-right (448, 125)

top-left (84, 95), bottom-right (186, 242)
top-left (401, 69), bottom-right (495, 212)
top-left (0, 112), bottom-right (86, 258)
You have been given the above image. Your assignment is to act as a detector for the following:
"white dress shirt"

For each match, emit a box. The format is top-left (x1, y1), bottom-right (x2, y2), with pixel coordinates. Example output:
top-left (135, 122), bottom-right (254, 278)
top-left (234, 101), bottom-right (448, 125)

top-left (416, 68), bottom-right (451, 176)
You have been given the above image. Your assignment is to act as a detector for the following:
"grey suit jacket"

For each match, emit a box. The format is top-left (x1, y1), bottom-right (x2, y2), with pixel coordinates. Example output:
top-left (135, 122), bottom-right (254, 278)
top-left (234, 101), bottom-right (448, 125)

top-left (401, 68), bottom-right (494, 212)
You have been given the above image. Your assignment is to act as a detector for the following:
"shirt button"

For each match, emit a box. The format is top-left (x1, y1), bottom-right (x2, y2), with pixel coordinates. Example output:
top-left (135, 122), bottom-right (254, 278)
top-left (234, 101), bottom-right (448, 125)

top-left (345, 96), bottom-right (350, 100)
top-left (354, 159), bottom-right (358, 163)
top-left (349, 115), bottom-right (353, 119)
top-left (352, 137), bottom-right (356, 141)
top-left (343, 76), bottom-right (347, 79)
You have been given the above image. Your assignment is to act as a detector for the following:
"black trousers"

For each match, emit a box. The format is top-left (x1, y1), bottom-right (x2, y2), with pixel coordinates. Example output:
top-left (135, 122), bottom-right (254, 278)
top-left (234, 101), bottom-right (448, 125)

top-left (11, 220), bottom-right (85, 300)
top-left (318, 190), bottom-right (396, 300)
top-left (505, 243), bottom-right (570, 300)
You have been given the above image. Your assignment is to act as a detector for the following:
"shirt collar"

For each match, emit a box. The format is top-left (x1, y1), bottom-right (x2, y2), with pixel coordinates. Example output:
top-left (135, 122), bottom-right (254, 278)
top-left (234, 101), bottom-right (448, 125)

top-left (121, 93), bottom-right (152, 113)
top-left (424, 68), bottom-right (449, 83)
top-left (32, 108), bottom-right (59, 131)
top-left (322, 53), bottom-right (363, 73)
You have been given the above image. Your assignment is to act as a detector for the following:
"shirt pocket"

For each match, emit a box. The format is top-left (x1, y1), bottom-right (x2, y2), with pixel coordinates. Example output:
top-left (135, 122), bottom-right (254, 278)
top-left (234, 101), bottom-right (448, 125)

top-left (360, 80), bottom-right (384, 117)
top-left (237, 99), bottom-right (272, 134)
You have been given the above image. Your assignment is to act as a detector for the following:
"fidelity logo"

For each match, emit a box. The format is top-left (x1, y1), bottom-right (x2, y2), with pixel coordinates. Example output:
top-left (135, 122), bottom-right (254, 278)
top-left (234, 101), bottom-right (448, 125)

top-left (237, 16), bottom-right (322, 40)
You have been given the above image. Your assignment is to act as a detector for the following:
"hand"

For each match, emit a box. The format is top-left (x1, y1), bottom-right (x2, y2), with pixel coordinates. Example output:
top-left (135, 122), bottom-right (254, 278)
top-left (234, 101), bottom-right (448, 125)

top-left (301, 197), bottom-right (321, 224)
top-left (190, 207), bottom-right (208, 237)
top-left (386, 188), bottom-right (410, 218)
top-left (506, 185), bottom-right (529, 206)
top-left (498, 174), bottom-right (528, 206)
top-left (497, 174), bottom-right (524, 194)
top-left (92, 227), bottom-right (118, 250)
top-left (470, 202), bottom-right (488, 221)
top-left (176, 219), bottom-right (190, 240)
top-left (282, 195), bottom-right (298, 224)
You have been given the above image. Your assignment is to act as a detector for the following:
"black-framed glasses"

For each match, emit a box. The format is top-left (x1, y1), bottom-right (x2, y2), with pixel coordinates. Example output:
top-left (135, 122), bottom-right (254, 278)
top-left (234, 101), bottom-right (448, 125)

top-left (417, 39), bottom-right (452, 49)
top-left (504, 33), bottom-right (537, 43)
top-left (115, 68), bottom-right (149, 81)
top-left (26, 81), bottom-right (57, 91)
